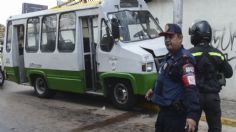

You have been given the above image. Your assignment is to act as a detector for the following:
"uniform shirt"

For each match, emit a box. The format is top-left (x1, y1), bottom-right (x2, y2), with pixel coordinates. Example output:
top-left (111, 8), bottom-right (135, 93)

top-left (190, 44), bottom-right (233, 93)
top-left (152, 45), bottom-right (200, 121)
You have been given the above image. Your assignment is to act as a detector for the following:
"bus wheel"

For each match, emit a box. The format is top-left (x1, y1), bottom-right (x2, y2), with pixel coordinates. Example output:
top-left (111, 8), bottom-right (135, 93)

top-left (111, 81), bottom-right (136, 110)
top-left (0, 69), bottom-right (5, 87)
top-left (34, 76), bottom-right (55, 98)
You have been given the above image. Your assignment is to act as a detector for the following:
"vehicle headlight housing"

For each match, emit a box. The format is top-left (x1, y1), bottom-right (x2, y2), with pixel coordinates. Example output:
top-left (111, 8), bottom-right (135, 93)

top-left (142, 62), bottom-right (154, 72)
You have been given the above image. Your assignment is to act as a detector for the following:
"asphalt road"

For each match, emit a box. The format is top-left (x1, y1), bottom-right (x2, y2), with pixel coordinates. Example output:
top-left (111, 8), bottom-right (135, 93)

top-left (0, 81), bottom-right (236, 132)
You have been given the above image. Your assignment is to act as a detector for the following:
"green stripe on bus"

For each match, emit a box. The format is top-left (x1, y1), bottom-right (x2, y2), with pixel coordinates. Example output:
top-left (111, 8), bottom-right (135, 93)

top-left (4, 66), bottom-right (20, 83)
top-left (26, 68), bottom-right (86, 93)
top-left (99, 72), bottom-right (157, 95)
top-left (5, 67), bottom-right (157, 96)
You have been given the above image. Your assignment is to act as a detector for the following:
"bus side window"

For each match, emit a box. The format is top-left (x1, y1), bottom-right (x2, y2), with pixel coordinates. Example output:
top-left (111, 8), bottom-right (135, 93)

top-left (58, 12), bottom-right (76, 52)
top-left (17, 25), bottom-right (24, 55)
top-left (6, 21), bottom-right (12, 52)
top-left (41, 15), bottom-right (57, 52)
top-left (26, 18), bottom-right (40, 52)
top-left (100, 19), bottom-right (113, 52)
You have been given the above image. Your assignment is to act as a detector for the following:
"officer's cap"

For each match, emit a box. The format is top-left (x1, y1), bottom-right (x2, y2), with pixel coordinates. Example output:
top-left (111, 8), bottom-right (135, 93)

top-left (159, 23), bottom-right (182, 36)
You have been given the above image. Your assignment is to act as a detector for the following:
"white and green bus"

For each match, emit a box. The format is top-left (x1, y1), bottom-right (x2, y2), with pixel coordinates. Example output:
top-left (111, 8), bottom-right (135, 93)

top-left (3, 0), bottom-right (167, 109)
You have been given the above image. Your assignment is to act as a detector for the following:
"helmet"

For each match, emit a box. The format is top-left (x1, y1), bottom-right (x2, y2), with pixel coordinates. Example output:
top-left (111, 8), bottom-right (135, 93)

top-left (189, 20), bottom-right (212, 46)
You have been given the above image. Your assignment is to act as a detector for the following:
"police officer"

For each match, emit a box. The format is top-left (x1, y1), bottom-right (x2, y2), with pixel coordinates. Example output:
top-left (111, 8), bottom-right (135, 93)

top-left (189, 20), bottom-right (233, 132)
top-left (146, 23), bottom-right (200, 132)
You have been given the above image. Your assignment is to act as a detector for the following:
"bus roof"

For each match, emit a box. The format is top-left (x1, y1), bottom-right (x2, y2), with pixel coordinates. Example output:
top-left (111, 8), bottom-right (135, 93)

top-left (7, 0), bottom-right (101, 22)
top-left (7, 0), bottom-right (149, 22)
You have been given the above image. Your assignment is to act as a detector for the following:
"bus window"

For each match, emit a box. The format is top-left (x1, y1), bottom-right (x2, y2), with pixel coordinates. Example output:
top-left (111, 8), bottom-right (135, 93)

top-left (100, 19), bottom-right (113, 52)
top-left (26, 18), bottom-right (40, 52)
top-left (58, 12), bottom-right (76, 52)
top-left (107, 11), bottom-right (161, 42)
top-left (17, 25), bottom-right (24, 55)
top-left (6, 21), bottom-right (12, 52)
top-left (41, 15), bottom-right (57, 52)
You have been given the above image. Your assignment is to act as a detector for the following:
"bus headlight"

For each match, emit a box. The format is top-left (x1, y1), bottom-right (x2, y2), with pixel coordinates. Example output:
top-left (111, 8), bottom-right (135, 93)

top-left (142, 62), bottom-right (154, 72)
top-left (146, 62), bottom-right (154, 72)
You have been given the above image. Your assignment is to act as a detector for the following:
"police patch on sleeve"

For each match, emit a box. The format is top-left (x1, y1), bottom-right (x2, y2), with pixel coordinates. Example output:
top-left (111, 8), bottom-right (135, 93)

top-left (181, 64), bottom-right (196, 87)
top-left (186, 75), bottom-right (196, 85)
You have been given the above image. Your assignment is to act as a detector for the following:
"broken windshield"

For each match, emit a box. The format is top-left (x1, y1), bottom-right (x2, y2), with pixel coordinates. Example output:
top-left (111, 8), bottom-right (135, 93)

top-left (108, 10), bottom-right (162, 43)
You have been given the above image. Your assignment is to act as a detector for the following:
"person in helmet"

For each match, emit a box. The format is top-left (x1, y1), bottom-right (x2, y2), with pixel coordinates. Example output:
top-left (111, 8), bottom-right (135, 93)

top-left (146, 23), bottom-right (200, 132)
top-left (189, 20), bottom-right (233, 132)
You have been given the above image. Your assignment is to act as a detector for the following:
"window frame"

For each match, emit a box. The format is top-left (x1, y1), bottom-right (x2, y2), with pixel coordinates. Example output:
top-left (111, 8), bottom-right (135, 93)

top-left (26, 17), bottom-right (40, 53)
top-left (6, 21), bottom-right (12, 53)
top-left (40, 14), bottom-right (57, 53)
top-left (100, 18), bottom-right (114, 52)
top-left (58, 11), bottom-right (76, 53)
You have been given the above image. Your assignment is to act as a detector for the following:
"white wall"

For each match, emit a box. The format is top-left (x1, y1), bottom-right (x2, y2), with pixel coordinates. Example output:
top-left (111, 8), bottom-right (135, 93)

top-left (147, 0), bottom-right (236, 101)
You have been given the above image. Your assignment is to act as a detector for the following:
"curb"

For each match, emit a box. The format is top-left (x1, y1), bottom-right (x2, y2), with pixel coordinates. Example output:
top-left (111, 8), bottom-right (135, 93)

top-left (139, 102), bottom-right (160, 112)
top-left (140, 102), bottom-right (236, 127)
top-left (201, 115), bottom-right (236, 127)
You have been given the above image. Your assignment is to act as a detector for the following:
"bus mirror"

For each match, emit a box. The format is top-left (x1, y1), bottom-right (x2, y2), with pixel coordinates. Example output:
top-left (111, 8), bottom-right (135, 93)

top-left (100, 35), bottom-right (114, 51)
top-left (111, 18), bottom-right (120, 40)
top-left (105, 27), bottom-right (110, 36)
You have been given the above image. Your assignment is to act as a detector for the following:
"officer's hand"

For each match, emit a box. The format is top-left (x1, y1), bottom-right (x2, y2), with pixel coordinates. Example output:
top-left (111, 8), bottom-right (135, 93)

top-left (185, 118), bottom-right (196, 132)
top-left (145, 89), bottom-right (153, 101)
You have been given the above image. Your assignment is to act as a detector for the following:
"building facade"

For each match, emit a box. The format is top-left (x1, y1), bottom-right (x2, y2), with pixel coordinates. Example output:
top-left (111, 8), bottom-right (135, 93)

top-left (147, 0), bottom-right (236, 101)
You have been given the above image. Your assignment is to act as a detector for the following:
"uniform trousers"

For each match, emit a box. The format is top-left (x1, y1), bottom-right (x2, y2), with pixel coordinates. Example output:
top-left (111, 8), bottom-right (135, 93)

top-left (155, 106), bottom-right (186, 132)
top-left (199, 93), bottom-right (221, 132)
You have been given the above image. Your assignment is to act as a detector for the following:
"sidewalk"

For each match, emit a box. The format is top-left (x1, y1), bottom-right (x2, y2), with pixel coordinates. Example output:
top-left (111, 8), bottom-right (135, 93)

top-left (0, 122), bottom-right (12, 132)
top-left (218, 99), bottom-right (236, 127)
top-left (141, 99), bottom-right (236, 127)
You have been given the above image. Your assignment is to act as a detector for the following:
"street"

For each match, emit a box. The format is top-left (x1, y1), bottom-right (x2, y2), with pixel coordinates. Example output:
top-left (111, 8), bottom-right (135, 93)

top-left (0, 81), bottom-right (236, 132)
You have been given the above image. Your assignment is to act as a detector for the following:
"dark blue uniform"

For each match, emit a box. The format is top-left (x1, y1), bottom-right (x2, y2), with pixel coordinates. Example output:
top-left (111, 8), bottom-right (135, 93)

top-left (152, 46), bottom-right (200, 132)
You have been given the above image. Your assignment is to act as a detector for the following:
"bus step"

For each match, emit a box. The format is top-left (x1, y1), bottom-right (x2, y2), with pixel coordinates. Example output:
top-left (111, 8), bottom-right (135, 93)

top-left (85, 90), bottom-right (104, 96)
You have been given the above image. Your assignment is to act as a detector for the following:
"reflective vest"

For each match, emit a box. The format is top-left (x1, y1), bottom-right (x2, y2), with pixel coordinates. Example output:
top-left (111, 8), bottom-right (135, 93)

top-left (190, 44), bottom-right (225, 93)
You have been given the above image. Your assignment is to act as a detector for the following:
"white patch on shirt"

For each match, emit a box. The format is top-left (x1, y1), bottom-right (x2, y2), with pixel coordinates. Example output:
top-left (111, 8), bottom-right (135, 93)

top-left (187, 75), bottom-right (196, 85)
top-left (185, 66), bottom-right (194, 73)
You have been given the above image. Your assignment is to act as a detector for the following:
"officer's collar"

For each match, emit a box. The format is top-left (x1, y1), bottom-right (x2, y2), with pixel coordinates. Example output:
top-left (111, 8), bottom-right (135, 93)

top-left (168, 45), bottom-right (184, 59)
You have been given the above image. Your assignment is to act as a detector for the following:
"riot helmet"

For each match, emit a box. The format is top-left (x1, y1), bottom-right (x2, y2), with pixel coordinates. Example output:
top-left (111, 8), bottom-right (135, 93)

top-left (189, 20), bottom-right (212, 46)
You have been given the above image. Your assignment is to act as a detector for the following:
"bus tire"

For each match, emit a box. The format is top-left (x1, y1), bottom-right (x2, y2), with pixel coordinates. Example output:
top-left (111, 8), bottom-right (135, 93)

top-left (0, 69), bottom-right (4, 87)
top-left (111, 80), bottom-right (136, 110)
top-left (34, 76), bottom-right (55, 98)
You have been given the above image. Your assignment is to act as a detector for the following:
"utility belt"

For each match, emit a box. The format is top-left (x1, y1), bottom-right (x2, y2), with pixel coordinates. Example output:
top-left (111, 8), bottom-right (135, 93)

top-left (161, 101), bottom-right (185, 114)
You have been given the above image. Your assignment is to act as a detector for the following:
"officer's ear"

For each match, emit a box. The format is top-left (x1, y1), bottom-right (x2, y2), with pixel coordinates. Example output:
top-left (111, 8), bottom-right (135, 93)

top-left (177, 34), bottom-right (183, 43)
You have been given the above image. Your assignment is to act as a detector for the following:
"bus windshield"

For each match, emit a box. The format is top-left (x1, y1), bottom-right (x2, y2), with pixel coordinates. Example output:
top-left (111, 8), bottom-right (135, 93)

top-left (108, 10), bottom-right (162, 43)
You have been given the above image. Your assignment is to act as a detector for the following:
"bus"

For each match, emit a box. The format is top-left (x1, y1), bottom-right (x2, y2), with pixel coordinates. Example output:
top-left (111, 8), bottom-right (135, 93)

top-left (3, 0), bottom-right (167, 109)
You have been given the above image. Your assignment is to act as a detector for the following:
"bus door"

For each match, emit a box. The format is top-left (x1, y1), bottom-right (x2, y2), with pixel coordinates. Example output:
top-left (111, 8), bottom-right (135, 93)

top-left (13, 24), bottom-right (27, 83)
top-left (81, 16), bottom-right (98, 92)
